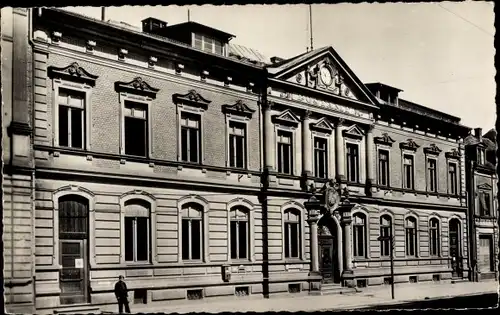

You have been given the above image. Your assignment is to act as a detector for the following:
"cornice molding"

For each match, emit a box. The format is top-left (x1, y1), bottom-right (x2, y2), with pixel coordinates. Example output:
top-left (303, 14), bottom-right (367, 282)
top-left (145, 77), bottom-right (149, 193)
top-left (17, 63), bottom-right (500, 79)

top-left (39, 44), bottom-right (259, 102)
top-left (399, 139), bottom-right (420, 151)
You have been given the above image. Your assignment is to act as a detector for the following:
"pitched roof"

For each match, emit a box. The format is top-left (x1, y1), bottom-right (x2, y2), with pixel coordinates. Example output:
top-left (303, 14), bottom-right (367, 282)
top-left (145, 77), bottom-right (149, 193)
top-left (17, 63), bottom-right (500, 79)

top-left (228, 44), bottom-right (270, 65)
top-left (266, 46), bottom-right (330, 75)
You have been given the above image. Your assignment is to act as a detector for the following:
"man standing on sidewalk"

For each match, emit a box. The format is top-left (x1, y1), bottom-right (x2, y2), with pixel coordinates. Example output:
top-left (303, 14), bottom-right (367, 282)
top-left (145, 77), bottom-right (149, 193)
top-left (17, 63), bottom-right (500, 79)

top-left (114, 275), bottom-right (131, 314)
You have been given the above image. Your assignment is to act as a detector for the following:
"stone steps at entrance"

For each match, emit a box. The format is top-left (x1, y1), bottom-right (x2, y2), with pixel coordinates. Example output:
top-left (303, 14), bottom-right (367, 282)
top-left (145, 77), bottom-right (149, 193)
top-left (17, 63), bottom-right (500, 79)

top-left (450, 278), bottom-right (469, 284)
top-left (52, 303), bottom-right (101, 314)
top-left (311, 283), bottom-right (358, 296)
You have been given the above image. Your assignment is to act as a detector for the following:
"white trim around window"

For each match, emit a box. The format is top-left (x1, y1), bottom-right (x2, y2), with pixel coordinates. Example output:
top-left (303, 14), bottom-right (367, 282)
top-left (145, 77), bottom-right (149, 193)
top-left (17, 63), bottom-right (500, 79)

top-left (446, 159), bottom-right (459, 196)
top-left (425, 155), bottom-right (439, 193)
top-left (403, 213), bottom-right (419, 257)
top-left (226, 198), bottom-right (256, 263)
top-left (177, 195), bottom-right (210, 263)
top-left (119, 191), bottom-right (157, 265)
top-left (428, 215), bottom-right (442, 257)
top-left (275, 125), bottom-right (297, 176)
top-left (118, 93), bottom-right (153, 158)
top-left (376, 145), bottom-right (391, 188)
top-left (281, 202), bottom-right (306, 261)
top-left (312, 131), bottom-right (331, 179)
top-left (344, 138), bottom-right (362, 184)
top-left (52, 79), bottom-right (93, 150)
top-left (401, 150), bottom-right (416, 190)
top-left (177, 105), bottom-right (205, 164)
top-left (352, 208), bottom-right (371, 259)
top-left (225, 115), bottom-right (250, 170)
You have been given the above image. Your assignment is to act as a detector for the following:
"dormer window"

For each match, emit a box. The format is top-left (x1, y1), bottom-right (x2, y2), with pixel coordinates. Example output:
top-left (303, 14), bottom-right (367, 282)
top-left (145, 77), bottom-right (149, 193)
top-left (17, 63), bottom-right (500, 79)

top-left (193, 33), bottom-right (224, 55)
top-left (478, 148), bottom-right (486, 165)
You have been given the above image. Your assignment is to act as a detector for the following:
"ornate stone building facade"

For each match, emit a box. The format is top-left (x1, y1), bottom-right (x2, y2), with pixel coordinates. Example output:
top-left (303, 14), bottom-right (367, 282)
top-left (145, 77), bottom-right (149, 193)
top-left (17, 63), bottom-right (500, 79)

top-left (2, 7), bottom-right (473, 314)
top-left (464, 128), bottom-right (498, 281)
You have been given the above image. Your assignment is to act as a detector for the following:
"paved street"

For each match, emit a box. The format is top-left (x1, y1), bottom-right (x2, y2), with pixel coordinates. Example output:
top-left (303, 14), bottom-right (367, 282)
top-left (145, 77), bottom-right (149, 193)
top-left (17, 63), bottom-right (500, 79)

top-left (107, 280), bottom-right (498, 314)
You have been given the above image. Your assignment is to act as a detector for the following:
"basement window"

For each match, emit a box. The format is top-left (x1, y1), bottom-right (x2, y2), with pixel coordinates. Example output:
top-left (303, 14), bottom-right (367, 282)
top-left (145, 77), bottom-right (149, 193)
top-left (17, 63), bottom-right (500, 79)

top-left (409, 276), bottom-right (418, 283)
top-left (432, 274), bottom-right (441, 282)
top-left (356, 279), bottom-right (367, 288)
top-left (235, 286), bottom-right (249, 296)
top-left (383, 277), bottom-right (392, 285)
top-left (187, 289), bottom-right (204, 300)
top-left (134, 289), bottom-right (147, 304)
top-left (288, 283), bottom-right (301, 293)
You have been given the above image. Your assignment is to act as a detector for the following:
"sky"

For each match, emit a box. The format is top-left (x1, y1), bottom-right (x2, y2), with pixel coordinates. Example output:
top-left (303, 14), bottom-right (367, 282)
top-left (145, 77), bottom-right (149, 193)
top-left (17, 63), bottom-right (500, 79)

top-left (64, 2), bottom-right (496, 131)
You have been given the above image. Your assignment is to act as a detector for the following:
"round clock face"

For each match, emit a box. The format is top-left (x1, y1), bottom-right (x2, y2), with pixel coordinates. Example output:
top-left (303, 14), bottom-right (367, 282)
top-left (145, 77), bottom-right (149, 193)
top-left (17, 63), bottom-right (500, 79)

top-left (319, 66), bottom-right (333, 86)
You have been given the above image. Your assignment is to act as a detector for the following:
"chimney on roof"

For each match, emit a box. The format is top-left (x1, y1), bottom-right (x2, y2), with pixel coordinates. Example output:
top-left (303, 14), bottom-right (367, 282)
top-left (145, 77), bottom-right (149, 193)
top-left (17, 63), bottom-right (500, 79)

top-left (474, 128), bottom-right (482, 141)
top-left (270, 56), bottom-right (284, 64)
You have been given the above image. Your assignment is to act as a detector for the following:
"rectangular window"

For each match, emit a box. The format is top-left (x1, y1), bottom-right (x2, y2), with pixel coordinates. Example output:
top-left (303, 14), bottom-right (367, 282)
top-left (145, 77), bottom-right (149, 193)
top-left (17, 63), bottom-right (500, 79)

top-left (58, 89), bottom-right (85, 149)
top-left (277, 130), bottom-right (293, 175)
top-left (124, 101), bottom-right (148, 157)
top-left (228, 121), bottom-right (246, 168)
top-left (346, 143), bottom-right (359, 182)
top-left (449, 163), bottom-right (458, 195)
top-left (478, 148), bottom-right (485, 165)
top-left (479, 191), bottom-right (491, 217)
top-left (181, 112), bottom-right (201, 163)
top-left (230, 220), bottom-right (248, 260)
top-left (193, 33), bottom-right (224, 56)
top-left (182, 218), bottom-right (202, 260)
top-left (284, 222), bottom-right (299, 258)
top-left (124, 217), bottom-right (149, 262)
top-left (378, 150), bottom-right (390, 186)
top-left (403, 155), bottom-right (414, 190)
top-left (427, 158), bottom-right (437, 192)
top-left (314, 137), bottom-right (328, 178)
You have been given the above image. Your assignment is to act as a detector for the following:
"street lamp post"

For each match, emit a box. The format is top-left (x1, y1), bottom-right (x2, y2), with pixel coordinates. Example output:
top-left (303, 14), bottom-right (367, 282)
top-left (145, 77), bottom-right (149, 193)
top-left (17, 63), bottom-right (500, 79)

top-left (378, 234), bottom-right (395, 300)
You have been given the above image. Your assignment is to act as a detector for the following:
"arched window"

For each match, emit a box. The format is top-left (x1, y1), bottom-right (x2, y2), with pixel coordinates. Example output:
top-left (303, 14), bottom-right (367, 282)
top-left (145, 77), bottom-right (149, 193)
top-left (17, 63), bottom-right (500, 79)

top-left (429, 218), bottom-right (440, 256)
top-left (182, 203), bottom-right (203, 261)
top-left (124, 200), bottom-right (150, 262)
top-left (353, 213), bottom-right (367, 258)
top-left (230, 207), bottom-right (249, 260)
top-left (405, 216), bottom-right (418, 256)
top-left (449, 218), bottom-right (461, 258)
top-left (380, 215), bottom-right (392, 257)
top-left (59, 195), bottom-right (89, 239)
top-left (284, 209), bottom-right (301, 259)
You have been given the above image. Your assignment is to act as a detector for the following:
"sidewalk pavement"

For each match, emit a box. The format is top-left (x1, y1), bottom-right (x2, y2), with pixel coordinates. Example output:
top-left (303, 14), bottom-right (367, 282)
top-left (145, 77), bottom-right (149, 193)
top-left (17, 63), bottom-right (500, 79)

top-left (123, 280), bottom-right (499, 314)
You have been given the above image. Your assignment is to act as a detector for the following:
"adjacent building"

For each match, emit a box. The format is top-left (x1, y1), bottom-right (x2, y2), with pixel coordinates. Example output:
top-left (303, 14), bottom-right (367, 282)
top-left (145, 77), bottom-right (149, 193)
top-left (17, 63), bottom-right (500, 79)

top-left (2, 7), bottom-right (478, 314)
top-left (464, 128), bottom-right (498, 281)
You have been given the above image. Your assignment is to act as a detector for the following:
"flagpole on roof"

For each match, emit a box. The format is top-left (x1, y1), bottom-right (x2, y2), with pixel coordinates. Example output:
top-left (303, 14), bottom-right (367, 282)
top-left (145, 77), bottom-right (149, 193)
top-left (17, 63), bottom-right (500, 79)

top-left (309, 4), bottom-right (314, 51)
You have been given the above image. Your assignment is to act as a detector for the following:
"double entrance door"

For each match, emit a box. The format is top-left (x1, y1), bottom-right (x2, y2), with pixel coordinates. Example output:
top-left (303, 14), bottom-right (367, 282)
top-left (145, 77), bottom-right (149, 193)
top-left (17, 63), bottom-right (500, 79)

top-left (319, 236), bottom-right (340, 283)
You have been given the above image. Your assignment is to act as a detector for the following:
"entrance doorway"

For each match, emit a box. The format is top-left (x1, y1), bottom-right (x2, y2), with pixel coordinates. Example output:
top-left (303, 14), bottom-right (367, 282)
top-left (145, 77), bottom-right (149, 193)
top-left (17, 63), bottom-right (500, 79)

top-left (58, 195), bottom-right (89, 305)
top-left (318, 217), bottom-right (340, 284)
top-left (449, 219), bottom-right (462, 278)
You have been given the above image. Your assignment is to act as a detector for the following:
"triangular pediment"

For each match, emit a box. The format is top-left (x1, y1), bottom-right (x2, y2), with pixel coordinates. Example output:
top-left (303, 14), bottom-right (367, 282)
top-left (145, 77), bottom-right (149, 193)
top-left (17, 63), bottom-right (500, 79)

top-left (267, 47), bottom-right (379, 106)
top-left (477, 183), bottom-right (492, 190)
top-left (272, 109), bottom-right (300, 126)
top-left (310, 117), bottom-right (334, 133)
top-left (342, 124), bottom-right (365, 139)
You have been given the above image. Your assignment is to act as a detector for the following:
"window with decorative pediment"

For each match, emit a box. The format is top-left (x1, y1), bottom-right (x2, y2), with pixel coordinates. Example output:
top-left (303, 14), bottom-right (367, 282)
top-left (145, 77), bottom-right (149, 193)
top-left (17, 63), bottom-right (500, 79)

top-left (445, 149), bottom-right (460, 196)
top-left (343, 125), bottom-right (364, 183)
top-left (48, 62), bottom-right (99, 151)
top-left (311, 118), bottom-right (333, 179)
top-left (173, 90), bottom-right (211, 164)
top-left (115, 77), bottom-right (159, 158)
top-left (424, 144), bottom-right (441, 193)
top-left (273, 109), bottom-right (299, 175)
top-left (400, 139), bottom-right (419, 190)
top-left (478, 188), bottom-right (492, 217)
top-left (378, 149), bottom-right (390, 187)
top-left (222, 100), bottom-right (255, 169)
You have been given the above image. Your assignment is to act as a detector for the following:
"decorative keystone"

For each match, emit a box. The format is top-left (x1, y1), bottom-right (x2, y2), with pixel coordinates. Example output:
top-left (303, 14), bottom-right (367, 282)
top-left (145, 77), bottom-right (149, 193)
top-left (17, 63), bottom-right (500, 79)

top-left (225, 76), bottom-right (232, 87)
top-left (118, 48), bottom-right (128, 61)
top-left (86, 40), bottom-right (96, 53)
top-left (148, 56), bottom-right (158, 68)
top-left (201, 70), bottom-right (209, 81)
top-left (51, 31), bottom-right (62, 44)
top-left (175, 63), bottom-right (184, 74)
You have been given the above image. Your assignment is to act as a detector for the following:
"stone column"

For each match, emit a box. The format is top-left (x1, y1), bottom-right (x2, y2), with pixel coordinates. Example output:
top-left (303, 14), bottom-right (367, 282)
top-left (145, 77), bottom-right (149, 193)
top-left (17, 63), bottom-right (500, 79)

top-left (335, 119), bottom-right (346, 183)
top-left (302, 110), bottom-right (313, 185)
top-left (308, 216), bottom-right (320, 274)
top-left (341, 211), bottom-right (354, 286)
top-left (264, 101), bottom-right (275, 172)
top-left (365, 124), bottom-right (375, 194)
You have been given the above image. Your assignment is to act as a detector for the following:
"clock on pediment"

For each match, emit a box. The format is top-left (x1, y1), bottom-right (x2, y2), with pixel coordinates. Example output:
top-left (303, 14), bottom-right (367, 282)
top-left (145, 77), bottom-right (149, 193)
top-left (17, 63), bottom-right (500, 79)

top-left (319, 65), bottom-right (334, 87)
